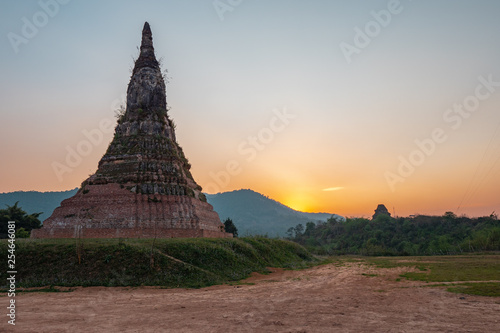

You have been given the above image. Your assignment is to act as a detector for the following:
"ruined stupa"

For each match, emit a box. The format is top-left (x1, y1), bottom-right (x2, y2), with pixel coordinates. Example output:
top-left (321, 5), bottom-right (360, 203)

top-left (372, 204), bottom-right (391, 219)
top-left (32, 22), bottom-right (231, 239)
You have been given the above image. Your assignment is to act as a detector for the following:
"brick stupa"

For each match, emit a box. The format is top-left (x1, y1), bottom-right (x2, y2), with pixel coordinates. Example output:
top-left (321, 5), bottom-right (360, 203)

top-left (32, 22), bottom-right (231, 239)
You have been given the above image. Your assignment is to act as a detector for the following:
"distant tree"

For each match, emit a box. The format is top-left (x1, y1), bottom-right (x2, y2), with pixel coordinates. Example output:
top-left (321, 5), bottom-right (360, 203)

top-left (286, 227), bottom-right (295, 239)
top-left (304, 222), bottom-right (316, 236)
top-left (443, 211), bottom-right (457, 220)
top-left (223, 218), bottom-right (238, 237)
top-left (294, 224), bottom-right (304, 237)
top-left (0, 202), bottom-right (42, 238)
top-left (373, 213), bottom-right (392, 224)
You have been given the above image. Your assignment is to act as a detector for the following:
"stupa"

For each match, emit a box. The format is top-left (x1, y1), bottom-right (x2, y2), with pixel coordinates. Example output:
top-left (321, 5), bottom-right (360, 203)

top-left (32, 22), bottom-right (231, 239)
top-left (372, 204), bottom-right (391, 220)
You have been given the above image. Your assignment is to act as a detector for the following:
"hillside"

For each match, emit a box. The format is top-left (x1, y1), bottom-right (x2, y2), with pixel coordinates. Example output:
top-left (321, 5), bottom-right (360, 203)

top-left (0, 188), bottom-right (341, 236)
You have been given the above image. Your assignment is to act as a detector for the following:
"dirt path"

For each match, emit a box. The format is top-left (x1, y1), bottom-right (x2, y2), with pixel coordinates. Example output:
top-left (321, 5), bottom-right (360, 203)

top-left (4, 262), bottom-right (500, 332)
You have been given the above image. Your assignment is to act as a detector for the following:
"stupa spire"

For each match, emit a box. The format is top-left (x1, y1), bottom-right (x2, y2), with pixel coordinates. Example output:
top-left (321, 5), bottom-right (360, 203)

top-left (128, 22), bottom-right (165, 111)
top-left (133, 21), bottom-right (159, 73)
top-left (142, 22), bottom-right (152, 45)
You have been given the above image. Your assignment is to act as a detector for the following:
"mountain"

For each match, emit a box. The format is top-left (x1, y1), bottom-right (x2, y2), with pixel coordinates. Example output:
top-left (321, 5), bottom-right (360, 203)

top-left (0, 189), bottom-right (78, 221)
top-left (0, 188), bottom-right (342, 236)
top-left (206, 189), bottom-right (343, 236)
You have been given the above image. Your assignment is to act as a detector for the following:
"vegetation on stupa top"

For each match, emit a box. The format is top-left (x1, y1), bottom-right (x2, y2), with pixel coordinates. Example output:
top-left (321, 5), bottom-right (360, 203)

top-left (288, 212), bottom-right (500, 256)
top-left (115, 106), bottom-right (168, 125)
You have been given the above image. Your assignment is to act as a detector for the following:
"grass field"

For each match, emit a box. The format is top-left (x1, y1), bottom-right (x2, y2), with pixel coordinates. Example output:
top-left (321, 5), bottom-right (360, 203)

top-left (0, 237), bottom-right (315, 289)
top-left (328, 254), bottom-right (500, 297)
top-left (1, 238), bottom-right (498, 297)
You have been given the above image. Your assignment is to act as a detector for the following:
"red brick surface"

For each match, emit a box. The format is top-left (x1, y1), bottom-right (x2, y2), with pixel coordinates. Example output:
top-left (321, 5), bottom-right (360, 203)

top-left (32, 184), bottom-right (232, 239)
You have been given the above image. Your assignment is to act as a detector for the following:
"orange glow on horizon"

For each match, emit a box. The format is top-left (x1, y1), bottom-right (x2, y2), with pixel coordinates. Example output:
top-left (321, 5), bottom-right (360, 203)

top-left (281, 196), bottom-right (313, 213)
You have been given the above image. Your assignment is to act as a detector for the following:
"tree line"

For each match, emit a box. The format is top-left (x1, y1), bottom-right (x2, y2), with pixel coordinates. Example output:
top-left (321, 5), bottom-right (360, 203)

top-left (287, 212), bottom-right (500, 256)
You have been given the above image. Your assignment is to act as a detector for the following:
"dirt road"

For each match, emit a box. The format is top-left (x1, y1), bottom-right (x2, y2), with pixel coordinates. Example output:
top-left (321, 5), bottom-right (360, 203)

top-left (5, 262), bottom-right (500, 332)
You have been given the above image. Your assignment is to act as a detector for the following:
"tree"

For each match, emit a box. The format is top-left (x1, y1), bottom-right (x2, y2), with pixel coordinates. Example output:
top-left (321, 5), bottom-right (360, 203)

top-left (15, 227), bottom-right (30, 238)
top-left (0, 202), bottom-right (42, 238)
top-left (304, 222), bottom-right (316, 236)
top-left (287, 212), bottom-right (500, 256)
top-left (294, 224), bottom-right (304, 237)
top-left (223, 218), bottom-right (238, 237)
top-left (443, 211), bottom-right (457, 220)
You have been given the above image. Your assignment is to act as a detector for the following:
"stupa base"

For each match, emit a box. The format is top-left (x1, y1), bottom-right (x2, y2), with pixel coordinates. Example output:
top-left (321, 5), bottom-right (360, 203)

top-left (31, 227), bottom-right (232, 239)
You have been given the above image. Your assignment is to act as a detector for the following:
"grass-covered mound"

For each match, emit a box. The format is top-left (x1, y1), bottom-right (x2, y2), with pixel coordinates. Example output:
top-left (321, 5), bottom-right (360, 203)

top-left (0, 237), bottom-right (314, 289)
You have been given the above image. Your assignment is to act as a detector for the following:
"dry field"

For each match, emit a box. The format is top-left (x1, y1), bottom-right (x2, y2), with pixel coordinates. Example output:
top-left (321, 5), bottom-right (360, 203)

top-left (5, 260), bottom-right (500, 333)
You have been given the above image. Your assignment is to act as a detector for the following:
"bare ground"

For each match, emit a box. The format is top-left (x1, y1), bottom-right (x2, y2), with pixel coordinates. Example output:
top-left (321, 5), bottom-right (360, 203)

top-left (5, 262), bottom-right (500, 333)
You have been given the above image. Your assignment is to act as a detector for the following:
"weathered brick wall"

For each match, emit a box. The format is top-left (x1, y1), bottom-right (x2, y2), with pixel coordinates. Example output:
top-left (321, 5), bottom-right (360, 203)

top-left (32, 183), bottom-right (232, 239)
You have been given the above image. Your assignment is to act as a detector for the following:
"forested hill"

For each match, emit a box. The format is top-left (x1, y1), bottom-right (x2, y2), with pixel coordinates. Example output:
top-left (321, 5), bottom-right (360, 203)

top-left (289, 213), bottom-right (500, 256)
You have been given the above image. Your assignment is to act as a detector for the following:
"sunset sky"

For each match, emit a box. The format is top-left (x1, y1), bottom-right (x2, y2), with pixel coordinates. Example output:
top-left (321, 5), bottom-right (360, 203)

top-left (1, 0), bottom-right (500, 217)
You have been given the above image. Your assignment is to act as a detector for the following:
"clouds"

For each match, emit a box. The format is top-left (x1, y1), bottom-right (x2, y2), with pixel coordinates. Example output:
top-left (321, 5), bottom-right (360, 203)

top-left (322, 187), bottom-right (344, 192)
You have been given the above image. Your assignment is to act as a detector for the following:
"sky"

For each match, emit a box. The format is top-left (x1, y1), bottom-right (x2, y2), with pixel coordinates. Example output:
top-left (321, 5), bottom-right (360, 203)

top-left (1, 0), bottom-right (500, 218)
